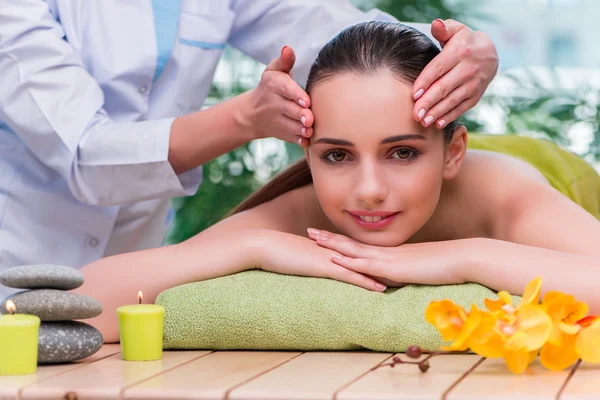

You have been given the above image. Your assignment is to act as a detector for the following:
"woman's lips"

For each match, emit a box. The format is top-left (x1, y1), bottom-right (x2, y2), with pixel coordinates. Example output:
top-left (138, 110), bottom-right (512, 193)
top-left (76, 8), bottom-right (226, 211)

top-left (347, 211), bottom-right (399, 229)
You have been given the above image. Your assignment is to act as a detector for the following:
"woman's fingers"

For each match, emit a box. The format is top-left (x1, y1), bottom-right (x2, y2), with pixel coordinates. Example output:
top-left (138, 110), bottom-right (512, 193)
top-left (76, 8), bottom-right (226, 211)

top-left (329, 263), bottom-right (387, 292)
top-left (331, 254), bottom-right (387, 279)
top-left (307, 228), bottom-right (382, 259)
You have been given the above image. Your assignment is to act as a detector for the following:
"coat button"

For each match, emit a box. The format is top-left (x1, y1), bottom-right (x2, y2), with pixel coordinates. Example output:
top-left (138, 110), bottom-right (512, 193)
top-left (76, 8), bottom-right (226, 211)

top-left (89, 237), bottom-right (99, 248)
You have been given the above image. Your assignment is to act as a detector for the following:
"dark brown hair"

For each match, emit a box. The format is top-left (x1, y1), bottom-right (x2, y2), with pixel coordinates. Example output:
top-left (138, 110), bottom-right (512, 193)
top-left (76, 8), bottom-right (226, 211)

top-left (230, 21), bottom-right (457, 215)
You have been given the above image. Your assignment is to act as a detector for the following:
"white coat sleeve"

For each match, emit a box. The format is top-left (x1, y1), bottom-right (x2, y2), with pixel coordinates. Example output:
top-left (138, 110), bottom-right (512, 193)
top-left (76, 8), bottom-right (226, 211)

top-left (0, 0), bottom-right (203, 207)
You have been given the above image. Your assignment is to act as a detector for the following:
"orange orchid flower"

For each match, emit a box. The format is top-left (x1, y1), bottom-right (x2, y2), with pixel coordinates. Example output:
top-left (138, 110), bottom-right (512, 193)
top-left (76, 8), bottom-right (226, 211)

top-left (540, 291), bottom-right (589, 370)
top-left (425, 299), bottom-right (468, 342)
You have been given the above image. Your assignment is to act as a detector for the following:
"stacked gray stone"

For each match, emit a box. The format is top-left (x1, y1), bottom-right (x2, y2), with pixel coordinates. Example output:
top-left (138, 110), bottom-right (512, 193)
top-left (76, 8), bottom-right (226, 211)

top-left (0, 265), bottom-right (104, 364)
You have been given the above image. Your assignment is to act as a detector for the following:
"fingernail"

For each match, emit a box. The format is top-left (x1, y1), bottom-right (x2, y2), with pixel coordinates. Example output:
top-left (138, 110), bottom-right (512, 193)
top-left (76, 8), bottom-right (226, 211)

top-left (437, 119), bottom-right (447, 128)
top-left (317, 235), bottom-right (328, 241)
top-left (417, 108), bottom-right (426, 120)
top-left (298, 99), bottom-right (307, 108)
top-left (301, 116), bottom-right (307, 126)
top-left (281, 46), bottom-right (289, 54)
top-left (307, 228), bottom-right (320, 235)
top-left (434, 18), bottom-right (447, 28)
top-left (413, 88), bottom-right (424, 100)
top-left (376, 283), bottom-right (387, 291)
top-left (424, 116), bottom-right (434, 126)
top-left (297, 137), bottom-right (304, 146)
top-left (301, 127), bottom-right (307, 136)
top-left (332, 254), bottom-right (343, 261)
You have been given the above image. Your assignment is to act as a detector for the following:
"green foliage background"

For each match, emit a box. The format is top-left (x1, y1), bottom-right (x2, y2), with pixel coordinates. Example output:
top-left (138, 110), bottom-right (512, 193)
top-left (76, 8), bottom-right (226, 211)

top-left (166, 0), bottom-right (600, 244)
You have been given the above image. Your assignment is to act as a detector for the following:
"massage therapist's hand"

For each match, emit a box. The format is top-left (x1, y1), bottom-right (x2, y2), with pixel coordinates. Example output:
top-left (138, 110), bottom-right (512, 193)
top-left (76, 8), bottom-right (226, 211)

top-left (241, 46), bottom-right (313, 147)
top-left (412, 19), bottom-right (498, 129)
top-left (247, 229), bottom-right (387, 292)
top-left (308, 228), bottom-right (468, 287)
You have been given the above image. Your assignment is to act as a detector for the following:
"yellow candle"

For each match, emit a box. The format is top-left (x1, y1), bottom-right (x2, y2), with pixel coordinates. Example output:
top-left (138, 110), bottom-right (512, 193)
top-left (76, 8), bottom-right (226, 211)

top-left (0, 300), bottom-right (40, 375)
top-left (116, 291), bottom-right (165, 361)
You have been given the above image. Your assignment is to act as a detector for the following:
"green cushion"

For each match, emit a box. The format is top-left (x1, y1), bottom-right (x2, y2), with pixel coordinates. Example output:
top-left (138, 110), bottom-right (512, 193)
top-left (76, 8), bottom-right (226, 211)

top-left (156, 270), bottom-right (518, 352)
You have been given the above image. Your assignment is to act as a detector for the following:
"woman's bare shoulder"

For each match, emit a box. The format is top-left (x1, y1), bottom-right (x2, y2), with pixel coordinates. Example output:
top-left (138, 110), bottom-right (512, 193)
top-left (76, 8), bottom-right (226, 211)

top-left (448, 149), bottom-right (556, 235)
top-left (457, 149), bottom-right (600, 255)
top-left (424, 149), bottom-right (553, 241)
top-left (452, 150), bottom-right (553, 210)
top-left (461, 149), bottom-right (550, 185)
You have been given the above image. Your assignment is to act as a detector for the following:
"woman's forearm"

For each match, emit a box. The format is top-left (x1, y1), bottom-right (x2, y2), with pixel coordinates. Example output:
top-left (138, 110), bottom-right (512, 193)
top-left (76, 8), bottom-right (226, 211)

top-left (168, 90), bottom-right (257, 175)
top-left (74, 231), bottom-right (260, 343)
top-left (463, 238), bottom-right (600, 314)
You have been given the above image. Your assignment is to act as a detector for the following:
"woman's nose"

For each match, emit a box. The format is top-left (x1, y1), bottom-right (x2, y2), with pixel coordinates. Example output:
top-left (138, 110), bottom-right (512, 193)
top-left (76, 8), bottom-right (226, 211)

top-left (354, 162), bottom-right (389, 206)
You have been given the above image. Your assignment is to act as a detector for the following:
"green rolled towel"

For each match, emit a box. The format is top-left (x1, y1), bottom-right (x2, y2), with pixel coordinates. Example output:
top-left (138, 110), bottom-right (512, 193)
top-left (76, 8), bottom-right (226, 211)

top-left (156, 270), bottom-right (519, 352)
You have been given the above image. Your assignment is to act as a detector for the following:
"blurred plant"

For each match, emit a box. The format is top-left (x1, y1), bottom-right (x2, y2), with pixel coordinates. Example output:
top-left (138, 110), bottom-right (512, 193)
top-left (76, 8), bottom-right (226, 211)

top-left (476, 70), bottom-right (600, 162)
top-left (355, 0), bottom-right (491, 25)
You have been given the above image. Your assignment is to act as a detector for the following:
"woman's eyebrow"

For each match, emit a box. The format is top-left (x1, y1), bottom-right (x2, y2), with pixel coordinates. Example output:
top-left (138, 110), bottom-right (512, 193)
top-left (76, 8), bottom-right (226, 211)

top-left (313, 138), bottom-right (354, 146)
top-left (314, 134), bottom-right (426, 147)
top-left (380, 134), bottom-right (426, 144)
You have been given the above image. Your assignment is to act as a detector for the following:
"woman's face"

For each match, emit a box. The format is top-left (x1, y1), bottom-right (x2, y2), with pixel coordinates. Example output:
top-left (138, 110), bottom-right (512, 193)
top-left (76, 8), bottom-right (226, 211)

top-left (306, 72), bottom-right (463, 247)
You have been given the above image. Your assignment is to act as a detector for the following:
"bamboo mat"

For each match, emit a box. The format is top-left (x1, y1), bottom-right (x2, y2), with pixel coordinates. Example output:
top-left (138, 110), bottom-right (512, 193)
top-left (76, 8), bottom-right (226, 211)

top-left (0, 345), bottom-right (598, 400)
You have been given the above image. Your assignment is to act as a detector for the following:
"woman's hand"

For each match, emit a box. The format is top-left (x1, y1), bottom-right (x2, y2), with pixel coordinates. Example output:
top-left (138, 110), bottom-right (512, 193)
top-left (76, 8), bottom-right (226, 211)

top-left (412, 19), bottom-right (498, 129)
top-left (307, 228), bottom-right (468, 286)
top-left (248, 229), bottom-right (387, 292)
top-left (242, 46), bottom-right (313, 147)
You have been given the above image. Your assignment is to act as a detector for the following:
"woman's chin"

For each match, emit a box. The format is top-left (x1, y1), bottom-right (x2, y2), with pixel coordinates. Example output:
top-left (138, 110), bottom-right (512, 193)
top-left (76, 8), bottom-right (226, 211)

top-left (348, 230), bottom-right (411, 247)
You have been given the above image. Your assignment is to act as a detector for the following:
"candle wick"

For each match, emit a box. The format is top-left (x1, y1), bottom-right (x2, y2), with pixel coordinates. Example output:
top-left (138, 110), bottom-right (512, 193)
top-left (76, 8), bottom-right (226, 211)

top-left (138, 298), bottom-right (142, 305)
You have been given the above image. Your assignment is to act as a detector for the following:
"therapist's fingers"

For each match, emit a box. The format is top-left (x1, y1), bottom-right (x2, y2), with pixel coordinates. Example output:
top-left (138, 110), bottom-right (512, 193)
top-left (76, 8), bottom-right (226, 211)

top-left (412, 45), bottom-right (460, 105)
top-left (296, 136), bottom-right (310, 147)
top-left (263, 70), bottom-right (311, 109)
top-left (412, 19), bottom-right (465, 103)
top-left (413, 64), bottom-right (467, 127)
top-left (433, 97), bottom-right (478, 130)
top-left (431, 19), bottom-right (466, 48)
top-left (265, 46), bottom-right (296, 74)
top-left (281, 98), bottom-right (314, 132)
top-left (278, 115), bottom-right (310, 141)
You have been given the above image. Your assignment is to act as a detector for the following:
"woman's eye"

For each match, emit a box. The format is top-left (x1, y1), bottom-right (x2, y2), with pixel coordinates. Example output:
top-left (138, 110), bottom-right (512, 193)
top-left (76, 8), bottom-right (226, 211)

top-left (391, 148), bottom-right (417, 160)
top-left (326, 151), bottom-right (347, 163)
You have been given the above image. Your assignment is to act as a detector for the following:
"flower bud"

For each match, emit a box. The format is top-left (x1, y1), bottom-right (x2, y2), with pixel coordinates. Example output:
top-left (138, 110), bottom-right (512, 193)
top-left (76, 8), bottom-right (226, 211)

top-left (406, 345), bottom-right (422, 358)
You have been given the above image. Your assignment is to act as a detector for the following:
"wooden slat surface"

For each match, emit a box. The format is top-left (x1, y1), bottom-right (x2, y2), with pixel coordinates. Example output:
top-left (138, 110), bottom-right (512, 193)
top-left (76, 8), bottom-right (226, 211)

top-left (0, 344), bottom-right (119, 400)
top-left (336, 353), bottom-right (482, 400)
top-left (447, 358), bottom-right (573, 400)
top-left (20, 350), bottom-right (210, 399)
top-left (560, 361), bottom-right (600, 400)
top-left (229, 351), bottom-right (391, 400)
top-left (122, 351), bottom-right (302, 400)
top-left (1, 345), bottom-right (598, 400)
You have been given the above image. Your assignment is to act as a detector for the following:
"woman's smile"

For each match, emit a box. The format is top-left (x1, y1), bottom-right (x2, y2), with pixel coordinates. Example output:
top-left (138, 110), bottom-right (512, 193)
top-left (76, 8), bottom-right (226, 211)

top-left (347, 210), bottom-right (400, 229)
